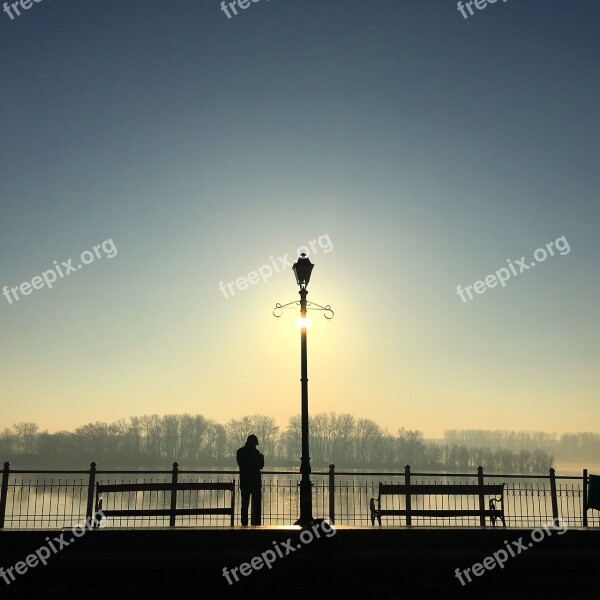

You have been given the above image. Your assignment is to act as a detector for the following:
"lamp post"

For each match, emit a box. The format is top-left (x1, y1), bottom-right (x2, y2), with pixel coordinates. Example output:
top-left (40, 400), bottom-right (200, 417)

top-left (273, 253), bottom-right (333, 527)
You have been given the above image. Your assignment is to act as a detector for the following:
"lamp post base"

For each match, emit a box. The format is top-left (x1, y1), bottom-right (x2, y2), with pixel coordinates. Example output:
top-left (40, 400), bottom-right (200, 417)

top-left (294, 516), bottom-right (329, 529)
top-left (295, 478), bottom-right (313, 527)
top-left (295, 454), bottom-right (313, 527)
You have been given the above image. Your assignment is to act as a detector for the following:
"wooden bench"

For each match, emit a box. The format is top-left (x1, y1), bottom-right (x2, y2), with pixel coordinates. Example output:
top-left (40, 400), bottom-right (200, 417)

top-left (370, 480), bottom-right (506, 527)
top-left (95, 479), bottom-right (236, 527)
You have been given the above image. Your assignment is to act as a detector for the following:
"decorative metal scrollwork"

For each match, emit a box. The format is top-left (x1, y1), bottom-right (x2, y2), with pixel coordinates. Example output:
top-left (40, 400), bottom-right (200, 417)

top-left (273, 300), bottom-right (334, 320)
top-left (272, 301), bottom-right (300, 318)
top-left (306, 301), bottom-right (335, 320)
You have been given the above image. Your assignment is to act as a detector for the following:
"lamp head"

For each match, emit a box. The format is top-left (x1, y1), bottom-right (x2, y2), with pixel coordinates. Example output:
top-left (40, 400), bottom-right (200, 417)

top-left (292, 253), bottom-right (314, 288)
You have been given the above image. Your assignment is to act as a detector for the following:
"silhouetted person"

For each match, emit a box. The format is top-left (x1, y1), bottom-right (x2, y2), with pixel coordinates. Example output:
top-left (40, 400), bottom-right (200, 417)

top-left (236, 434), bottom-right (264, 526)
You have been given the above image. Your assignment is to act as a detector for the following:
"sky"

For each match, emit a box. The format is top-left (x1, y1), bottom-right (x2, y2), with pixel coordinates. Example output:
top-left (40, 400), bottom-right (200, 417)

top-left (0, 0), bottom-right (599, 439)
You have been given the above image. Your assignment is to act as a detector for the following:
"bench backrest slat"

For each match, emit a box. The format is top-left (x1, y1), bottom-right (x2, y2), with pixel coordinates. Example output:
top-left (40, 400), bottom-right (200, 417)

top-left (97, 482), bottom-right (235, 493)
top-left (379, 484), bottom-right (504, 496)
top-left (378, 509), bottom-right (503, 517)
top-left (101, 508), bottom-right (234, 518)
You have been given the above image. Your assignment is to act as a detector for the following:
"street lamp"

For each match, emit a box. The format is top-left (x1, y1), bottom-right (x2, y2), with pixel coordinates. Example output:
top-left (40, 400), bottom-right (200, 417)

top-left (273, 253), bottom-right (334, 527)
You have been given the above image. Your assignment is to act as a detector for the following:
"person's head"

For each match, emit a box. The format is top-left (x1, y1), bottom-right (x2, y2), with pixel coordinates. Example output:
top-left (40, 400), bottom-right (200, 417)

top-left (246, 434), bottom-right (259, 447)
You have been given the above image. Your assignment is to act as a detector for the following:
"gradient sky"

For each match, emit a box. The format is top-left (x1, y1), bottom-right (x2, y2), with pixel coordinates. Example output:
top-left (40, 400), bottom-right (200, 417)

top-left (1, 0), bottom-right (599, 438)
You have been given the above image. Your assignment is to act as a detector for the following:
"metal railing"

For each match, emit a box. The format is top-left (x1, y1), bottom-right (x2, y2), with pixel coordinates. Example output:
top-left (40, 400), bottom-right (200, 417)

top-left (1, 461), bottom-right (597, 529)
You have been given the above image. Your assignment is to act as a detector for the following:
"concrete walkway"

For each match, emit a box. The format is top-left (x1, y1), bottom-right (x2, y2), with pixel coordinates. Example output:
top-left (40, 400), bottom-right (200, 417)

top-left (1, 527), bottom-right (599, 598)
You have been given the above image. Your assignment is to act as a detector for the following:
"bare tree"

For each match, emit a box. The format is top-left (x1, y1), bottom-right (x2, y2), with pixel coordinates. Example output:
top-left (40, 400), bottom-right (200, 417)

top-left (13, 422), bottom-right (39, 454)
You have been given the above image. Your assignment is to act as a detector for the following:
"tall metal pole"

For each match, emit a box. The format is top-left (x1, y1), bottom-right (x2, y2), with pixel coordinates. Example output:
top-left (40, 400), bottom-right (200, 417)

top-left (298, 286), bottom-right (313, 525)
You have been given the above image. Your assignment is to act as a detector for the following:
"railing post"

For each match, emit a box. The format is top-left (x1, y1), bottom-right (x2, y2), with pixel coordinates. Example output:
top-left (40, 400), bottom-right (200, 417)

top-left (328, 464), bottom-right (335, 524)
top-left (0, 462), bottom-right (10, 529)
top-left (170, 462), bottom-right (179, 527)
top-left (582, 469), bottom-right (588, 528)
top-left (477, 466), bottom-right (486, 527)
top-left (230, 479), bottom-right (235, 527)
top-left (549, 468), bottom-right (559, 522)
top-left (85, 462), bottom-right (97, 523)
top-left (404, 465), bottom-right (412, 526)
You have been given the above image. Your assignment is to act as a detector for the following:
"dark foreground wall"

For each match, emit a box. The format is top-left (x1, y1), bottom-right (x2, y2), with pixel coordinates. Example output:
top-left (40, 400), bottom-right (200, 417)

top-left (0, 527), bottom-right (599, 599)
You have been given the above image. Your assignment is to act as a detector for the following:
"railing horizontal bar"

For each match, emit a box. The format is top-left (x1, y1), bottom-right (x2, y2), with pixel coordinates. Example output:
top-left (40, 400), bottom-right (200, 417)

top-left (335, 472), bottom-right (552, 479)
top-left (96, 471), bottom-right (172, 475)
top-left (10, 469), bottom-right (323, 476)
top-left (9, 470), bottom-right (91, 474)
top-left (176, 470), bottom-right (303, 475)
top-left (96, 470), bottom-right (302, 475)
top-left (178, 470), bottom-right (332, 476)
top-left (6, 469), bottom-right (584, 480)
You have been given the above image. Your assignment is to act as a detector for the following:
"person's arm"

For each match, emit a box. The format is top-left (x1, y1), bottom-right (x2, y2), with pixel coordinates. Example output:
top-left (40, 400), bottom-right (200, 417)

top-left (236, 448), bottom-right (242, 468)
top-left (258, 450), bottom-right (264, 470)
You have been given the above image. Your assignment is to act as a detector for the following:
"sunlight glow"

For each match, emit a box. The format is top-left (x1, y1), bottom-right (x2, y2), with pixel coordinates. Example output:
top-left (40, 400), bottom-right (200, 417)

top-left (295, 316), bottom-right (313, 329)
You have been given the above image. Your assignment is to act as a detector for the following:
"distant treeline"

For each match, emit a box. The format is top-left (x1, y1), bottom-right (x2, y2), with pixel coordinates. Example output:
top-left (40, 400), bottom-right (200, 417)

top-left (443, 429), bottom-right (600, 463)
top-left (0, 415), bottom-right (562, 473)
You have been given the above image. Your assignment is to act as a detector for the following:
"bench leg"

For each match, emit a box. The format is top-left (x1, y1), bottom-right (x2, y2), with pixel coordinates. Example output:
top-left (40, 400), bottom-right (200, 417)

top-left (93, 497), bottom-right (103, 529)
top-left (369, 497), bottom-right (383, 526)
